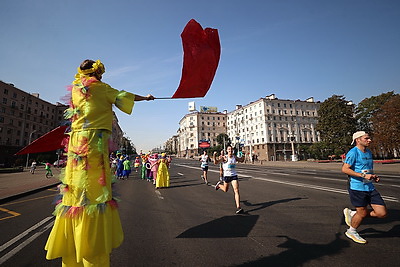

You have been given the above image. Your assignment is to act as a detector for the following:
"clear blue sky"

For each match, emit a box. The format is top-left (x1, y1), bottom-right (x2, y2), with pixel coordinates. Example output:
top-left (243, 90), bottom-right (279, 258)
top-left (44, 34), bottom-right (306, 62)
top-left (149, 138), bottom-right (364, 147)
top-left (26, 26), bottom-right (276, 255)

top-left (1, 0), bottom-right (399, 152)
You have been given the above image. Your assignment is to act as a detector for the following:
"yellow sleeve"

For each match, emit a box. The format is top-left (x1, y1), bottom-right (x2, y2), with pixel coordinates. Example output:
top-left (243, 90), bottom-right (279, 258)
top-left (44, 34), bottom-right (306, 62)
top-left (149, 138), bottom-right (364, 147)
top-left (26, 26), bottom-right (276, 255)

top-left (115, 91), bottom-right (135, 114)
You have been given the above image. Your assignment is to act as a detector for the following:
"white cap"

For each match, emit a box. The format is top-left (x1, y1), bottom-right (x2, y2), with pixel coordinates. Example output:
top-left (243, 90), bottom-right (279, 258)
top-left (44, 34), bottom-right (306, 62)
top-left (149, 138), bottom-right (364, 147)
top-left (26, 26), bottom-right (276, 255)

top-left (351, 131), bottom-right (367, 145)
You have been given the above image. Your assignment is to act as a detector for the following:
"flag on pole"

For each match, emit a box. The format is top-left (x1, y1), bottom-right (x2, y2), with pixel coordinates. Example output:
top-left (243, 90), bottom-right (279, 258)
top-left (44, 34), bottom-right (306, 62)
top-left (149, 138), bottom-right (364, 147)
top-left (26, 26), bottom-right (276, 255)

top-left (171, 19), bottom-right (221, 98)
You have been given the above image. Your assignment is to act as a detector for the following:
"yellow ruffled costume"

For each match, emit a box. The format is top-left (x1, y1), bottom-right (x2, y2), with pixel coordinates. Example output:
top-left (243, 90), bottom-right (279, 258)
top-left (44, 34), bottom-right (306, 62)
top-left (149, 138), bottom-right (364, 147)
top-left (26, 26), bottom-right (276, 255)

top-left (156, 157), bottom-right (170, 188)
top-left (45, 61), bottom-right (134, 266)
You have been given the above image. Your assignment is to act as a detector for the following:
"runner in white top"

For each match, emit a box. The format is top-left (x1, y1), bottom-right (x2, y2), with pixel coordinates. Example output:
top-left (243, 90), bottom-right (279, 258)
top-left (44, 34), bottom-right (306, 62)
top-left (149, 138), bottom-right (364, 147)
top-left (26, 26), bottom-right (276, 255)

top-left (213, 145), bottom-right (245, 214)
top-left (199, 150), bottom-right (210, 185)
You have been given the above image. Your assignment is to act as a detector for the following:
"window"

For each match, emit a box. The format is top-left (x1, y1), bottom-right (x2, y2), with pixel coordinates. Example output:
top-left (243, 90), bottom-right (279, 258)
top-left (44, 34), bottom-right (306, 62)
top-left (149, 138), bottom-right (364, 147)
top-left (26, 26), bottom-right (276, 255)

top-left (3, 98), bottom-right (7, 104)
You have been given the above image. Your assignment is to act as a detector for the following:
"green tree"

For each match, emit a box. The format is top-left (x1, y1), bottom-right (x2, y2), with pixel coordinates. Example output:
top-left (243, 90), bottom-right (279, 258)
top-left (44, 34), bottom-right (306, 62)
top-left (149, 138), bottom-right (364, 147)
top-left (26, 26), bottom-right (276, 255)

top-left (370, 94), bottom-right (400, 157)
top-left (316, 95), bottom-right (357, 157)
top-left (216, 133), bottom-right (231, 147)
top-left (355, 91), bottom-right (396, 133)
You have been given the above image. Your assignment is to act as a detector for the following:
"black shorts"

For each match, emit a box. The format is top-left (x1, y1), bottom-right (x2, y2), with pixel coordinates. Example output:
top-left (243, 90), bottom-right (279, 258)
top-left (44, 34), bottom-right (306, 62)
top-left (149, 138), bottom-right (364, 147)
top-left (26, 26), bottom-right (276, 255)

top-left (348, 189), bottom-right (386, 207)
top-left (201, 166), bottom-right (208, 171)
top-left (223, 175), bottom-right (238, 183)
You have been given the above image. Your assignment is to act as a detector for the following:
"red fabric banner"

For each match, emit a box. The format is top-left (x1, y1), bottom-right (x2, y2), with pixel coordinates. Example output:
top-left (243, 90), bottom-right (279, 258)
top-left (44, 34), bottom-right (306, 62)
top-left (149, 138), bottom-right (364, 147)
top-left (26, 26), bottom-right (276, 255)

top-left (172, 19), bottom-right (221, 98)
top-left (15, 125), bottom-right (69, 155)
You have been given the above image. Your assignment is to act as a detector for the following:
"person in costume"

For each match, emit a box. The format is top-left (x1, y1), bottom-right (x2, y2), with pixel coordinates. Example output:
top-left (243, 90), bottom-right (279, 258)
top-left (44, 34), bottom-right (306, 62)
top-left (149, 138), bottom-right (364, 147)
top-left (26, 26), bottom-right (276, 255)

top-left (122, 157), bottom-right (132, 180)
top-left (116, 155), bottom-right (125, 179)
top-left (134, 156), bottom-right (140, 173)
top-left (140, 154), bottom-right (148, 180)
top-left (45, 59), bottom-right (154, 266)
top-left (148, 153), bottom-right (159, 185)
top-left (110, 156), bottom-right (118, 178)
top-left (44, 162), bottom-right (53, 178)
top-left (156, 153), bottom-right (170, 188)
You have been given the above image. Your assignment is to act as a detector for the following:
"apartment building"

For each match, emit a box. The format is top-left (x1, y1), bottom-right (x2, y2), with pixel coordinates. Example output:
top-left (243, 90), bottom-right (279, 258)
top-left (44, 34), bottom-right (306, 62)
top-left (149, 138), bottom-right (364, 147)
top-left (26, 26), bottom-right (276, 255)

top-left (227, 94), bottom-right (320, 161)
top-left (177, 110), bottom-right (227, 158)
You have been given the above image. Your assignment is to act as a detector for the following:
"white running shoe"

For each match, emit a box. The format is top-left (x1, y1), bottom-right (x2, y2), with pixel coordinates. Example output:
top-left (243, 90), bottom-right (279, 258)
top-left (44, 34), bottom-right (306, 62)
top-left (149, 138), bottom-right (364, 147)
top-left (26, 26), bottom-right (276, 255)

top-left (345, 229), bottom-right (367, 244)
top-left (215, 181), bottom-right (222, 190)
top-left (235, 208), bottom-right (244, 214)
top-left (343, 208), bottom-right (353, 227)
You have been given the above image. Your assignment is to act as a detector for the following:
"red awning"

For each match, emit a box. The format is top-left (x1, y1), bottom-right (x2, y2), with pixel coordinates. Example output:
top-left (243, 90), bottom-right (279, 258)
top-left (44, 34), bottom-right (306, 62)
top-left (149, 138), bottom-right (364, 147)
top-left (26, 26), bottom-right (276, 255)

top-left (15, 125), bottom-right (69, 155)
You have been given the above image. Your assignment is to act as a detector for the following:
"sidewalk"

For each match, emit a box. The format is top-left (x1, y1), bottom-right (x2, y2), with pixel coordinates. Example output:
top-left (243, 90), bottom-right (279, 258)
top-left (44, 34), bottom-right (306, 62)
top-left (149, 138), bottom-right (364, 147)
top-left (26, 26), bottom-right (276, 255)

top-left (0, 167), bottom-right (61, 203)
top-left (0, 161), bottom-right (398, 203)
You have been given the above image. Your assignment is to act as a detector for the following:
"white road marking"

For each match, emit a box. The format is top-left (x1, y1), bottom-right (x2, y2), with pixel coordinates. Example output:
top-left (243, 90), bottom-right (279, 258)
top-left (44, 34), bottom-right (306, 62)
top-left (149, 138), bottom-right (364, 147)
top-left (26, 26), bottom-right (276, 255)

top-left (270, 172), bottom-right (290, 176)
top-left (0, 217), bottom-right (54, 265)
top-left (155, 190), bottom-right (164, 200)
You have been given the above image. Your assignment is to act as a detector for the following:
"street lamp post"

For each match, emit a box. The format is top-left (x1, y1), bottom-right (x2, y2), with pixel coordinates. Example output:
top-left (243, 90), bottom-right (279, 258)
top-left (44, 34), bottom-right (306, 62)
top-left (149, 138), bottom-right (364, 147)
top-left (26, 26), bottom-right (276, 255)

top-left (26, 130), bottom-right (37, 168)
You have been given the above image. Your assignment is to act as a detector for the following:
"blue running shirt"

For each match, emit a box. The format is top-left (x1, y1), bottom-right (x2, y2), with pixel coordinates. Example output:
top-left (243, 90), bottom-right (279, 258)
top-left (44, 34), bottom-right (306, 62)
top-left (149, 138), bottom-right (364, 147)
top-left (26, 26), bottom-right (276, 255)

top-left (344, 147), bottom-right (375, 192)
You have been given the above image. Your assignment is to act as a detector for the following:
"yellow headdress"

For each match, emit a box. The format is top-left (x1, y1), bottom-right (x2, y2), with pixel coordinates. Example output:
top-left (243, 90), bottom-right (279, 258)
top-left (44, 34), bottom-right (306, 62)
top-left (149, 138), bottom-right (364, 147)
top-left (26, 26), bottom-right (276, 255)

top-left (77, 60), bottom-right (105, 76)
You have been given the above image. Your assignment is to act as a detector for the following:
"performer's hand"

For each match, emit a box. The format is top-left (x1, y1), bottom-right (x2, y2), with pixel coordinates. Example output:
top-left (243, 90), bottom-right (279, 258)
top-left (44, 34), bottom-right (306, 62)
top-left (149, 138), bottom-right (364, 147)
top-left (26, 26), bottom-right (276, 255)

top-left (146, 94), bottom-right (155, 101)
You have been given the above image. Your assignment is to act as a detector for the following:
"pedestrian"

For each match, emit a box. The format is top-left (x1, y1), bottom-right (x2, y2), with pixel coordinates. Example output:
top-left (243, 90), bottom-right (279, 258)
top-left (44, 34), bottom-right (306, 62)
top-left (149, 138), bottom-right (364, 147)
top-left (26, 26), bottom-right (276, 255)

top-left (213, 145), bottom-right (245, 214)
top-left (45, 162), bottom-right (53, 178)
top-left (45, 59), bottom-right (154, 266)
top-left (199, 150), bottom-right (210, 185)
top-left (342, 131), bottom-right (387, 244)
top-left (30, 160), bottom-right (37, 174)
top-left (122, 157), bottom-right (132, 180)
top-left (156, 153), bottom-right (170, 188)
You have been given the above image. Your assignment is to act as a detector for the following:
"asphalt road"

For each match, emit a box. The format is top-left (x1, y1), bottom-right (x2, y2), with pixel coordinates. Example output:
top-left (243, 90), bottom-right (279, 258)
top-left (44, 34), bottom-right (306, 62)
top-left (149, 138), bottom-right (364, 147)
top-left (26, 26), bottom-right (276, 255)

top-left (1, 158), bottom-right (399, 266)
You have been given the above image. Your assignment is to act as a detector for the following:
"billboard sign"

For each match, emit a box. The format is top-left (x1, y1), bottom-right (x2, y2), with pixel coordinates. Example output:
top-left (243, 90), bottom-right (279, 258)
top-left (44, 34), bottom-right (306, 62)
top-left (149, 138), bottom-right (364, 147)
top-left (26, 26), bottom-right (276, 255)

top-left (200, 106), bottom-right (218, 113)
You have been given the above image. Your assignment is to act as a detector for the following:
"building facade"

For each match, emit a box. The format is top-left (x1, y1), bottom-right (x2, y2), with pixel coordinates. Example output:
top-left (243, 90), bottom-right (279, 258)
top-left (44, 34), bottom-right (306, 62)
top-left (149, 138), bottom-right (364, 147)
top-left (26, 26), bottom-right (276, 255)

top-left (227, 94), bottom-right (320, 161)
top-left (177, 111), bottom-right (227, 158)
top-left (0, 81), bottom-right (71, 166)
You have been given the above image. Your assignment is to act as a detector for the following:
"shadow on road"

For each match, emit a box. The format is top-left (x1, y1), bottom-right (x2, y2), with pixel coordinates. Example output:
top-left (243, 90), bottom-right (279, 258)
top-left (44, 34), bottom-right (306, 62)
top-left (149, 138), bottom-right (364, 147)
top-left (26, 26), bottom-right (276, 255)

top-left (358, 209), bottom-right (400, 238)
top-left (238, 233), bottom-right (350, 266)
top-left (242, 197), bottom-right (305, 213)
top-left (176, 215), bottom-right (259, 238)
top-left (360, 224), bottom-right (400, 238)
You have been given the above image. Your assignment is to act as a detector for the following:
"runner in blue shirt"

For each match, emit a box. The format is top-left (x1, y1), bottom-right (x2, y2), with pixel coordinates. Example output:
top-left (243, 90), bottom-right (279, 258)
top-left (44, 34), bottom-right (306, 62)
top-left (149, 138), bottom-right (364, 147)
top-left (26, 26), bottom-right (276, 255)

top-left (342, 131), bottom-right (387, 244)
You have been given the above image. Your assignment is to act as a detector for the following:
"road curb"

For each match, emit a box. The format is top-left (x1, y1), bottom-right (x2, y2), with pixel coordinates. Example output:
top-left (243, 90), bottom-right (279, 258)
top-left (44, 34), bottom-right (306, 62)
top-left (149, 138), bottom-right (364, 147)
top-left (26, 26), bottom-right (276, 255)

top-left (0, 182), bottom-right (61, 205)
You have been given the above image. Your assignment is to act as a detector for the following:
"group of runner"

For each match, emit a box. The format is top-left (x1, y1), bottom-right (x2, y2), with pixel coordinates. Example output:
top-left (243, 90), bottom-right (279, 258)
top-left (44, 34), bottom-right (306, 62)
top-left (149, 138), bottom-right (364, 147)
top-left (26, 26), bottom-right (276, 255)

top-left (198, 131), bottom-right (387, 244)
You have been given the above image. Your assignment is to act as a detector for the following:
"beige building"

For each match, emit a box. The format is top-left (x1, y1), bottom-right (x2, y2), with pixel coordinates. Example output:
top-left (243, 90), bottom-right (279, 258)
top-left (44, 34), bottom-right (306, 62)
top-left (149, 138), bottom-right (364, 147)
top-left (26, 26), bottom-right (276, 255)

top-left (177, 111), bottom-right (227, 158)
top-left (165, 135), bottom-right (179, 155)
top-left (227, 94), bottom-right (320, 161)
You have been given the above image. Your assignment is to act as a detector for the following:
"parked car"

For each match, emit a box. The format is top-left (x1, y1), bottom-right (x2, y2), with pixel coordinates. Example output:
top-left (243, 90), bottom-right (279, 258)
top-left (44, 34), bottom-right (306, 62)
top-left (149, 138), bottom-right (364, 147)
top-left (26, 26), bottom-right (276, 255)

top-left (53, 159), bottom-right (67, 167)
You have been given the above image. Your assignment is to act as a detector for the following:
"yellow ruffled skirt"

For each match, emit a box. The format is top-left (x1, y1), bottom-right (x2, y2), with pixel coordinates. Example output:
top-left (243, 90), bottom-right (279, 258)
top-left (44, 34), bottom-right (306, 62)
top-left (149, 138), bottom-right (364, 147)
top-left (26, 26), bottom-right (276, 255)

top-left (45, 129), bottom-right (123, 266)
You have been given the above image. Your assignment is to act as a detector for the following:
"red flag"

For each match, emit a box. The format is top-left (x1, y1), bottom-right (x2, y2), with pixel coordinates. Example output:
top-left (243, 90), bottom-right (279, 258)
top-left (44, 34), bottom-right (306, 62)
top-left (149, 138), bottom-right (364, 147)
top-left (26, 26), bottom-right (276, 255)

top-left (15, 125), bottom-right (69, 155)
top-left (172, 19), bottom-right (221, 98)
